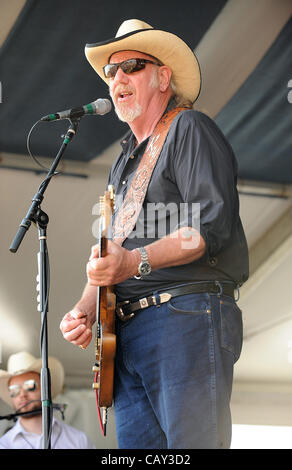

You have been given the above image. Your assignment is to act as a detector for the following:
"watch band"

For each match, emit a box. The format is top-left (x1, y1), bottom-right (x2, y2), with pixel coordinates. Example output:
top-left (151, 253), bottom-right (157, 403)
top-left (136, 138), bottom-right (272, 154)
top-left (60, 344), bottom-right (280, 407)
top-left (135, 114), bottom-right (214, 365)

top-left (139, 246), bottom-right (148, 264)
top-left (134, 246), bottom-right (151, 279)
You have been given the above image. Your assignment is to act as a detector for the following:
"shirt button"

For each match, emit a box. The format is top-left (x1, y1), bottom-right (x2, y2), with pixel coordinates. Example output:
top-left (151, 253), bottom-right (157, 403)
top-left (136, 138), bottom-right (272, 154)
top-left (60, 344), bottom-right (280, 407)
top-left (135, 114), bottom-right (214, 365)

top-left (122, 180), bottom-right (126, 185)
top-left (130, 155), bottom-right (135, 159)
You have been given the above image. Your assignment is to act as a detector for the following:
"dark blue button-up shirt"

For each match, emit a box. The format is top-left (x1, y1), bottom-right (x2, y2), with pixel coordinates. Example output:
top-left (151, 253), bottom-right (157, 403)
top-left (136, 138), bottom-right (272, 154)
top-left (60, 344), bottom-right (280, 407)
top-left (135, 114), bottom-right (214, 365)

top-left (108, 106), bottom-right (249, 301)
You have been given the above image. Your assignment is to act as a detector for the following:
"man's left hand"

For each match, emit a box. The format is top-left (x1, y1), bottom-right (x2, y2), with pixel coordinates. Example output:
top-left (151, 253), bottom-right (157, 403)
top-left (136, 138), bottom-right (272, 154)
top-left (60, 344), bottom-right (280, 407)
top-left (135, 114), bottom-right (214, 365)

top-left (87, 241), bottom-right (139, 286)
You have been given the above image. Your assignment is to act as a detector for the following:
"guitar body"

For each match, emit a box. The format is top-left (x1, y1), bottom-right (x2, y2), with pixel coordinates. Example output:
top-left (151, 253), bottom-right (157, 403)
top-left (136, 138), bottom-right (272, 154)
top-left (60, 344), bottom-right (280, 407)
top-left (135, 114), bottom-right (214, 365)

top-left (93, 186), bottom-right (116, 433)
top-left (96, 286), bottom-right (116, 407)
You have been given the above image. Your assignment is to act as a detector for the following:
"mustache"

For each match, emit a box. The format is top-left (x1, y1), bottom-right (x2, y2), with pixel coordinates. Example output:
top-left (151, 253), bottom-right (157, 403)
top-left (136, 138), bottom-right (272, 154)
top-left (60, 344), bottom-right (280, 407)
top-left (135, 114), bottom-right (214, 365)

top-left (110, 85), bottom-right (135, 101)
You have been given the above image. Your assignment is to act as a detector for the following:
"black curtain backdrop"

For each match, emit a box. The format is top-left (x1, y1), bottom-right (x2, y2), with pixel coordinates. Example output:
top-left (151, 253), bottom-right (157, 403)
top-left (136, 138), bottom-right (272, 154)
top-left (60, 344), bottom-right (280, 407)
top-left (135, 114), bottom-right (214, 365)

top-left (0, 0), bottom-right (227, 162)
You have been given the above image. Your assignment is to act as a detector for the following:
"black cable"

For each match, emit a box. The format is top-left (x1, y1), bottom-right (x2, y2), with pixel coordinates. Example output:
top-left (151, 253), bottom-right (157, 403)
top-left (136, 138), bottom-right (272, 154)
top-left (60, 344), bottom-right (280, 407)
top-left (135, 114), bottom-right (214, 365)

top-left (26, 119), bottom-right (61, 177)
top-left (39, 244), bottom-right (50, 351)
top-left (0, 401), bottom-right (67, 422)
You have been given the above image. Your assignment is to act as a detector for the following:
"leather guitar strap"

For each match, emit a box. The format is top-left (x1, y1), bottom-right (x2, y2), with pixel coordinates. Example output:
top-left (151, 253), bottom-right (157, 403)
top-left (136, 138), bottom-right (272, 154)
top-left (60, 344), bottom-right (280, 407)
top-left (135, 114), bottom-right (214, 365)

top-left (112, 107), bottom-right (187, 245)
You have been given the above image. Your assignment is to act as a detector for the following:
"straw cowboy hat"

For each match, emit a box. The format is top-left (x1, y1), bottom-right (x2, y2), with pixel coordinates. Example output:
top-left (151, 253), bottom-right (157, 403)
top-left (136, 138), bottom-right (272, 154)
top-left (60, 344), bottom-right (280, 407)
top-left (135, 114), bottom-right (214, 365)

top-left (0, 351), bottom-right (64, 407)
top-left (85, 19), bottom-right (201, 103)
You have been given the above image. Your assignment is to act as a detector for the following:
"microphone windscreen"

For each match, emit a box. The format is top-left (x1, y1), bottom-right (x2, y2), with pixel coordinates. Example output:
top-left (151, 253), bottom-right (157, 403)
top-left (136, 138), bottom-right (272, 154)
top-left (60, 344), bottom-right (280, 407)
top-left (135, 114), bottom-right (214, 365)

top-left (93, 98), bottom-right (112, 115)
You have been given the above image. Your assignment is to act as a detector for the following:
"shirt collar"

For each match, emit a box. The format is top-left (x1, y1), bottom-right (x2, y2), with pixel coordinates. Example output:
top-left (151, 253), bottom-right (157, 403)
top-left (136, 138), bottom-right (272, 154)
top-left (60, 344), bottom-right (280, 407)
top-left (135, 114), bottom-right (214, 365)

top-left (120, 129), bottom-right (135, 153)
top-left (11, 416), bottom-right (60, 443)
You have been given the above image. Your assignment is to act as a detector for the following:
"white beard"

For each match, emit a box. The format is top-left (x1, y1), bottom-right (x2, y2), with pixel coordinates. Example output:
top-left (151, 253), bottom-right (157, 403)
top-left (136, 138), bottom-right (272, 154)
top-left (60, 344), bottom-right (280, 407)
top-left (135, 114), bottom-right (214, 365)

top-left (113, 100), bottom-right (143, 123)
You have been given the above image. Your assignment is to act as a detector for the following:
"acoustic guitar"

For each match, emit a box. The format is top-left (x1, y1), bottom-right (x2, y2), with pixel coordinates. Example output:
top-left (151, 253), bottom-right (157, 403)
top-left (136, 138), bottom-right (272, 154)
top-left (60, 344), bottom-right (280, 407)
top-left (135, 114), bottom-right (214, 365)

top-left (92, 185), bottom-right (116, 436)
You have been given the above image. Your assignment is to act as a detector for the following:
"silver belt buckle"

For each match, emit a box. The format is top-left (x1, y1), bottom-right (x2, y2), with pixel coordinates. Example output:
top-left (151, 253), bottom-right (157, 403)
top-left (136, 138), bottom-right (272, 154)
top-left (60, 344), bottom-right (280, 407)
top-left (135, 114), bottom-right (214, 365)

top-left (138, 293), bottom-right (171, 309)
top-left (139, 297), bottom-right (149, 308)
top-left (116, 301), bottom-right (135, 322)
top-left (159, 292), bottom-right (172, 303)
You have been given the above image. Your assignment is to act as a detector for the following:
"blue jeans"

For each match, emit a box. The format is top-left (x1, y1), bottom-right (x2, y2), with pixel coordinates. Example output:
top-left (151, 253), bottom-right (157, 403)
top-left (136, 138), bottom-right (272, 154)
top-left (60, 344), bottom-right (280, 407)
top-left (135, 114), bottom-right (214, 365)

top-left (113, 292), bottom-right (243, 449)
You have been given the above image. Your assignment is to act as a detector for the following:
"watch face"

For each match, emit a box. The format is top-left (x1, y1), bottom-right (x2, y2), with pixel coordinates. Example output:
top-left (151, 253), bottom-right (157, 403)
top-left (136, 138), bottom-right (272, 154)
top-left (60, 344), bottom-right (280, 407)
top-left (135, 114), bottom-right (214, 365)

top-left (139, 262), bottom-right (151, 276)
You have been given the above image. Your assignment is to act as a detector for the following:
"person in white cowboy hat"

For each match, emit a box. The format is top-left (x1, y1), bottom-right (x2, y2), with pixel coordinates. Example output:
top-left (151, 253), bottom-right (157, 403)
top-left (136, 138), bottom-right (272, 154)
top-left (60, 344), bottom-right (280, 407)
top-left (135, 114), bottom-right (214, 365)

top-left (60, 19), bottom-right (249, 449)
top-left (0, 351), bottom-right (95, 449)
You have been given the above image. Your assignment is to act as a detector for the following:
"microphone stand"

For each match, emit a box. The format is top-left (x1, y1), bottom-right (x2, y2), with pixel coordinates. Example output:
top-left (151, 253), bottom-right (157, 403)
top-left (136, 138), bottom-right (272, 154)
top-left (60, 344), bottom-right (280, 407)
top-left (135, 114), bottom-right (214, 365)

top-left (9, 118), bottom-right (80, 449)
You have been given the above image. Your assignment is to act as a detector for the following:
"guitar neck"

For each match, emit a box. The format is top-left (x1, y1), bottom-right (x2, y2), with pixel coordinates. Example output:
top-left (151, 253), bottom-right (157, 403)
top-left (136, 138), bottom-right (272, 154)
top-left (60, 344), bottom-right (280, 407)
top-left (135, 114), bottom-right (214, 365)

top-left (96, 233), bottom-right (109, 326)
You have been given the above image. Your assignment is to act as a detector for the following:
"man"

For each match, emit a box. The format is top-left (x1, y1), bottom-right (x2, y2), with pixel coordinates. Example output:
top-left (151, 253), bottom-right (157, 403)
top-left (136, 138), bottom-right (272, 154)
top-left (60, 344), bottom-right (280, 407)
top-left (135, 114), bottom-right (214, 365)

top-left (0, 351), bottom-right (95, 449)
top-left (60, 19), bottom-right (249, 449)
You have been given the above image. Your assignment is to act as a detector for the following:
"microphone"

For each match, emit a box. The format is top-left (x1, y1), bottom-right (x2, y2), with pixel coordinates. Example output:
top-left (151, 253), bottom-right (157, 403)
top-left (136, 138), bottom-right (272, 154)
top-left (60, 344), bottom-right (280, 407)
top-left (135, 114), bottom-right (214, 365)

top-left (41, 98), bottom-right (112, 122)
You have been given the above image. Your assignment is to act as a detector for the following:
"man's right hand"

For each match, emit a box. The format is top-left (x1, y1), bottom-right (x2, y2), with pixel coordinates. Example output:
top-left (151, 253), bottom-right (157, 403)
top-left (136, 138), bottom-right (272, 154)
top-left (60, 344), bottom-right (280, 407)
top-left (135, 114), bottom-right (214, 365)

top-left (59, 308), bottom-right (93, 350)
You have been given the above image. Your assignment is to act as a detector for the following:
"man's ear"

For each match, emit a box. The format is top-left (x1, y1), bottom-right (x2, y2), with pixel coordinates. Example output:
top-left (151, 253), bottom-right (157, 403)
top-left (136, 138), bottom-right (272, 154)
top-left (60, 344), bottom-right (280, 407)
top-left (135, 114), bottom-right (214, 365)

top-left (158, 66), bottom-right (172, 92)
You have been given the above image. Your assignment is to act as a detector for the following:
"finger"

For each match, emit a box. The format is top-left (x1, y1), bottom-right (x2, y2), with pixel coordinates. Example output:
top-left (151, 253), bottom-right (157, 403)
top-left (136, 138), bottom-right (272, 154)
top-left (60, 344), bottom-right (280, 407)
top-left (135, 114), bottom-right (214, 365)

top-left (71, 310), bottom-right (87, 320)
top-left (89, 244), bottom-right (100, 260)
top-left (60, 316), bottom-right (86, 334)
top-left (87, 256), bottom-right (110, 277)
top-left (78, 331), bottom-right (93, 349)
top-left (86, 261), bottom-right (103, 286)
top-left (62, 323), bottom-right (87, 343)
top-left (72, 328), bottom-right (92, 347)
top-left (60, 310), bottom-right (82, 325)
top-left (88, 257), bottom-right (103, 271)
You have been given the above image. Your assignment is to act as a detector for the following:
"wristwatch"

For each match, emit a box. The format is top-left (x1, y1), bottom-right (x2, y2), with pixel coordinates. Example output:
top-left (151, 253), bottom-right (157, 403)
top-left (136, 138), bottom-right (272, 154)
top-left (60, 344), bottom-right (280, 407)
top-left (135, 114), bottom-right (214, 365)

top-left (135, 247), bottom-right (151, 279)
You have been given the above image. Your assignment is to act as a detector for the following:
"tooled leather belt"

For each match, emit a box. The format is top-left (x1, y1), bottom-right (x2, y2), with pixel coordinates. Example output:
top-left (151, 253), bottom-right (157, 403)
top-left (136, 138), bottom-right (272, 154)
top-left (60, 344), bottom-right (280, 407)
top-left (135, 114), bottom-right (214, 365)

top-left (116, 281), bottom-right (237, 321)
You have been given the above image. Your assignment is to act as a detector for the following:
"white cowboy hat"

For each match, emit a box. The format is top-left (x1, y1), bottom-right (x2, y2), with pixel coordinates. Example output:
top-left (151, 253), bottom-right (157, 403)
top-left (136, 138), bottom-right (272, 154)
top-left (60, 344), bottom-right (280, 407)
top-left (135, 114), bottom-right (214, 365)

top-left (0, 351), bottom-right (64, 407)
top-left (85, 19), bottom-right (201, 104)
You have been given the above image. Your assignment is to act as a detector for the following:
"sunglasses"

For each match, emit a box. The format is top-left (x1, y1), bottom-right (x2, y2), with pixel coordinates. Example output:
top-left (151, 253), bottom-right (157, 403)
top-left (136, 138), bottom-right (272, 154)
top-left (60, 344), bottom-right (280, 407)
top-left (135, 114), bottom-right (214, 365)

top-left (103, 58), bottom-right (161, 79)
top-left (8, 379), bottom-right (38, 398)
